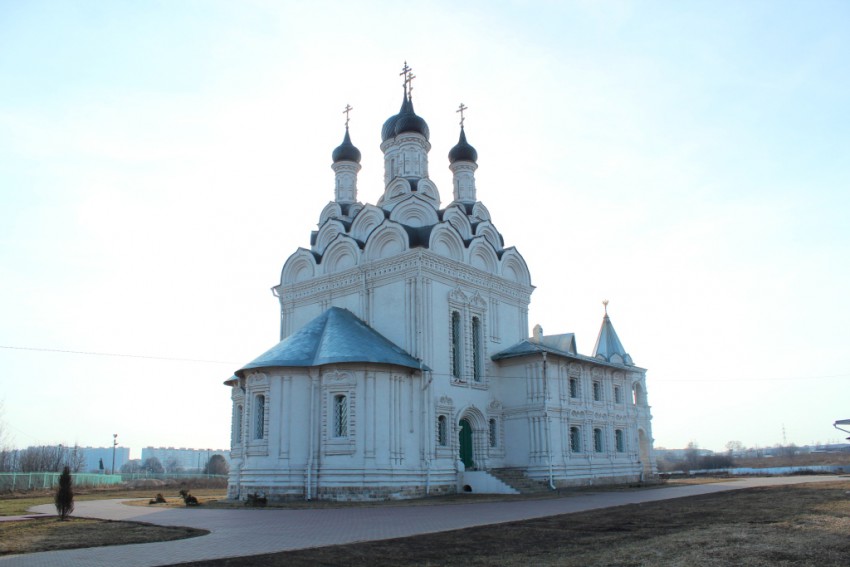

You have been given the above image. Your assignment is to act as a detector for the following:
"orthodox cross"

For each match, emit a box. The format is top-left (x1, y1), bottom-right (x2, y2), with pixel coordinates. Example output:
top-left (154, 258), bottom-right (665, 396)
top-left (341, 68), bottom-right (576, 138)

top-left (343, 104), bottom-right (353, 128)
top-left (400, 61), bottom-right (415, 98)
top-left (456, 103), bottom-right (468, 127)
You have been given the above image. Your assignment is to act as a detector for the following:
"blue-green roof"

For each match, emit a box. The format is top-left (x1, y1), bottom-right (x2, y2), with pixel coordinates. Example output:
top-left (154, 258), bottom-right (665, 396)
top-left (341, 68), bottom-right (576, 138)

top-left (236, 307), bottom-right (427, 377)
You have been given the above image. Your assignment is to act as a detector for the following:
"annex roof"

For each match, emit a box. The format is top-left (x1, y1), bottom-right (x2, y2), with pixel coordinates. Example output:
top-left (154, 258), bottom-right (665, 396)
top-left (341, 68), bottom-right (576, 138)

top-left (235, 307), bottom-right (427, 378)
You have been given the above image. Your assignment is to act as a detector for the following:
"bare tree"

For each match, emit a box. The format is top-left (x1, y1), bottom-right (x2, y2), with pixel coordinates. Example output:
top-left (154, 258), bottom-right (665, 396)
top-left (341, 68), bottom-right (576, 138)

top-left (121, 459), bottom-right (143, 473)
top-left (142, 456), bottom-right (164, 474)
top-left (204, 454), bottom-right (229, 475)
top-left (67, 444), bottom-right (86, 473)
top-left (725, 440), bottom-right (744, 455)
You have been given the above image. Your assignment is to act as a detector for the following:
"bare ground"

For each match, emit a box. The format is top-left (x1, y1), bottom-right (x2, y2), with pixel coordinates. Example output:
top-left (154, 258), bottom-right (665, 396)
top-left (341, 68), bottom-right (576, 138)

top-left (174, 480), bottom-right (850, 567)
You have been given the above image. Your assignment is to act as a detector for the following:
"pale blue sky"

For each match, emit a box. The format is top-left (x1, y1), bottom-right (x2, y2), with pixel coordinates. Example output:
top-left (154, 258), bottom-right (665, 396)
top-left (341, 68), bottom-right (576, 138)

top-left (1, 1), bottom-right (848, 456)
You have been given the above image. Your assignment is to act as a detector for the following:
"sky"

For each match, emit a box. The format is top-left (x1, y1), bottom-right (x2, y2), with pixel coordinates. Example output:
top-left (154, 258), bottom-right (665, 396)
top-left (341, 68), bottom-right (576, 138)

top-left (1, 0), bottom-right (848, 458)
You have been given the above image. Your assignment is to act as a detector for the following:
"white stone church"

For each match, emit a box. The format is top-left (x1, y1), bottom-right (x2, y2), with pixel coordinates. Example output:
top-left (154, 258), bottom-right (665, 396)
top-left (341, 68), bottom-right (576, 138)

top-left (225, 67), bottom-right (656, 501)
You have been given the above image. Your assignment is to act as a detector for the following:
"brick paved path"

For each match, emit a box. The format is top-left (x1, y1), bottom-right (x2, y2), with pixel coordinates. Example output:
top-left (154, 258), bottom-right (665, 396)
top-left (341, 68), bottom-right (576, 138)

top-left (2, 475), bottom-right (846, 566)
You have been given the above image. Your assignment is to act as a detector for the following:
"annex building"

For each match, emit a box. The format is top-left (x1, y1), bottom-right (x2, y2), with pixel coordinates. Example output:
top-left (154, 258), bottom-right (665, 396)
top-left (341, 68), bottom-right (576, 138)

top-left (225, 66), bottom-right (656, 501)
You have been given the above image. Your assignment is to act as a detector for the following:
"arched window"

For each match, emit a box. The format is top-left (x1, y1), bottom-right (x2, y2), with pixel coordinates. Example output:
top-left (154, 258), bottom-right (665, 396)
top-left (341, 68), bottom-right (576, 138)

top-left (615, 429), bottom-right (625, 452)
top-left (570, 426), bottom-right (582, 452)
top-left (569, 377), bottom-right (579, 399)
top-left (472, 316), bottom-right (483, 382)
top-left (488, 418), bottom-right (497, 447)
top-left (254, 395), bottom-right (265, 440)
top-left (451, 311), bottom-right (462, 379)
top-left (614, 386), bottom-right (623, 404)
top-left (333, 394), bottom-right (348, 438)
top-left (593, 381), bottom-right (602, 402)
top-left (593, 428), bottom-right (604, 453)
top-left (437, 415), bottom-right (448, 446)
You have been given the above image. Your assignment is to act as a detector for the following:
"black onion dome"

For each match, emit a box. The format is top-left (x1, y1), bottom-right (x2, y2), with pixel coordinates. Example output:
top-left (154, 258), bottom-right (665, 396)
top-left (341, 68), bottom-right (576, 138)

top-left (448, 127), bottom-right (477, 163)
top-left (381, 93), bottom-right (430, 142)
top-left (332, 128), bottom-right (361, 163)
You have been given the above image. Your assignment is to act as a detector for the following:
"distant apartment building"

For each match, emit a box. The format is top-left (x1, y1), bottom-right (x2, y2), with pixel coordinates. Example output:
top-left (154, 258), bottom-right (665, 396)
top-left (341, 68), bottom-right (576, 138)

top-left (80, 446), bottom-right (130, 473)
top-left (140, 447), bottom-right (230, 472)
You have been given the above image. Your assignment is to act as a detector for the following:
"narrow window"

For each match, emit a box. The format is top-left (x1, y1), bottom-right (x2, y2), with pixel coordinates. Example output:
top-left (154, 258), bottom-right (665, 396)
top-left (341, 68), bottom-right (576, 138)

top-left (594, 428), bottom-right (604, 453)
top-left (472, 316), bottom-right (482, 382)
top-left (489, 418), bottom-right (497, 448)
top-left (570, 426), bottom-right (581, 452)
top-left (235, 404), bottom-right (243, 445)
top-left (615, 429), bottom-right (625, 452)
top-left (593, 381), bottom-right (602, 402)
top-left (333, 394), bottom-right (348, 438)
top-left (614, 386), bottom-right (622, 404)
top-left (451, 311), bottom-right (462, 379)
top-left (254, 395), bottom-right (265, 440)
top-left (569, 377), bottom-right (579, 399)
top-left (437, 415), bottom-right (448, 447)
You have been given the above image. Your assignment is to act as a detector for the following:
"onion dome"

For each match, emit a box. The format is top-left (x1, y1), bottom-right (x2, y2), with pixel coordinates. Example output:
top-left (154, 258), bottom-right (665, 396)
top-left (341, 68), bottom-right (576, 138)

top-left (332, 127), bottom-right (361, 163)
top-left (381, 92), bottom-right (430, 142)
top-left (448, 127), bottom-right (477, 164)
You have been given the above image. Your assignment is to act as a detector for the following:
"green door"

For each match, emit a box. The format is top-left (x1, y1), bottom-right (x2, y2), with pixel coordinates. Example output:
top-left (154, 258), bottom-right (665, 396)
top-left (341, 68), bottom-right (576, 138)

top-left (459, 418), bottom-right (474, 469)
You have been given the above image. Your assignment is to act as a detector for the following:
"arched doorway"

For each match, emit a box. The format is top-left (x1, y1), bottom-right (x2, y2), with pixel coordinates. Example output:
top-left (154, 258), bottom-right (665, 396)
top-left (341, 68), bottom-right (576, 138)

top-left (459, 418), bottom-right (474, 469)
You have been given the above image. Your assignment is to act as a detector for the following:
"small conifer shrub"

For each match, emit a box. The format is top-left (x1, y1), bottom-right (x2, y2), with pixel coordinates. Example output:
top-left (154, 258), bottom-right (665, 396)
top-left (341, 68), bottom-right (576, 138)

top-left (55, 466), bottom-right (74, 520)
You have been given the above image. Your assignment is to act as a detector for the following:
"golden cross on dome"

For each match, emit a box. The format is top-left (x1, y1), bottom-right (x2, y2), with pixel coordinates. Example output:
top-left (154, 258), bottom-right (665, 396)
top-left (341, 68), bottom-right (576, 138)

top-left (400, 61), bottom-right (415, 98)
top-left (342, 104), bottom-right (353, 128)
top-left (456, 103), bottom-right (468, 127)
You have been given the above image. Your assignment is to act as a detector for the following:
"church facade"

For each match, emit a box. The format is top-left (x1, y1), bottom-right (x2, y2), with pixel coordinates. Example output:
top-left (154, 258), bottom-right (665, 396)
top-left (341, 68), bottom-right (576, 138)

top-left (226, 68), bottom-right (656, 501)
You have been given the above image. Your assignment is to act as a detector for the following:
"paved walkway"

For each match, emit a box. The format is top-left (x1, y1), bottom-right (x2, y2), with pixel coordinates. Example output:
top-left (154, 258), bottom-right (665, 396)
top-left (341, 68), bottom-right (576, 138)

top-left (2, 475), bottom-right (847, 566)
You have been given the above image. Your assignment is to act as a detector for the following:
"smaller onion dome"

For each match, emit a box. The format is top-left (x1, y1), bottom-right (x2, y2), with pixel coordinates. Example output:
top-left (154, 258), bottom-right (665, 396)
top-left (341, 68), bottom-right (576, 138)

top-left (381, 93), bottom-right (430, 142)
top-left (448, 127), bottom-right (477, 164)
top-left (332, 127), bottom-right (361, 163)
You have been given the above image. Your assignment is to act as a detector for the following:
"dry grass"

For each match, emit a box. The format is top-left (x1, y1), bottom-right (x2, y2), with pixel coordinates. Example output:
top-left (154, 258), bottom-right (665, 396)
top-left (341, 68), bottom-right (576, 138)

top-left (0, 517), bottom-right (207, 556)
top-left (0, 487), bottom-right (226, 517)
top-left (176, 480), bottom-right (850, 567)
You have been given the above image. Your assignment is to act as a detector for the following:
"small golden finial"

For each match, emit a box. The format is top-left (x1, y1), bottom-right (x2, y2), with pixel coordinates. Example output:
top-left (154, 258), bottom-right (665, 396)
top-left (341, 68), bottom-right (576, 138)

top-left (342, 104), bottom-right (353, 128)
top-left (456, 103), bottom-right (468, 127)
top-left (602, 299), bottom-right (609, 315)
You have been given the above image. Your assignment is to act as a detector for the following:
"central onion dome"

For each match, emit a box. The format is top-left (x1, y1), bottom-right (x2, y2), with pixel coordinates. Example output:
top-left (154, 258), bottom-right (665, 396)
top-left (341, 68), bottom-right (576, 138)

top-left (381, 92), bottom-right (430, 142)
top-left (332, 127), bottom-right (361, 163)
top-left (448, 127), bottom-right (478, 164)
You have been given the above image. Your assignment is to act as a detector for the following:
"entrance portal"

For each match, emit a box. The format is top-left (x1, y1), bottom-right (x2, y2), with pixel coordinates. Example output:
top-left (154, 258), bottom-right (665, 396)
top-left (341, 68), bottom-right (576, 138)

top-left (459, 418), bottom-right (474, 469)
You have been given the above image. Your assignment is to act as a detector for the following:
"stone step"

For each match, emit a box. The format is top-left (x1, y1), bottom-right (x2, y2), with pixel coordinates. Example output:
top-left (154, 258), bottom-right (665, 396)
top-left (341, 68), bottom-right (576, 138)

top-left (488, 468), bottom-right (552, 494)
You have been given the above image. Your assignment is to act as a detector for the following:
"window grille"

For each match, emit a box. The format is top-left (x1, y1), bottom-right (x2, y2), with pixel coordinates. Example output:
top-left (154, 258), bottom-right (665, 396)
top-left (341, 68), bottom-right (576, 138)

top-left (594, 428), bottom-right (604, 452)
top-left (472, 316), bottom-right (482, 382)
top-left (254, 395), bottom-right (265, 440)
top-left (570, 426), bottom-right (581, 452)
top-left (451, 311), bottom-right (462, 379)
top-left (334, 394), bottom-right (348, 437)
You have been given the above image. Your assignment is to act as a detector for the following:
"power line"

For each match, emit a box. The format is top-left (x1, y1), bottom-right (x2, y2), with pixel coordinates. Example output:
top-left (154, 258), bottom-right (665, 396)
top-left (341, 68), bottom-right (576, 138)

top-left (0, 345), bottom-right (237, 365)
top-left (2, 344), bottom-right (847, 383)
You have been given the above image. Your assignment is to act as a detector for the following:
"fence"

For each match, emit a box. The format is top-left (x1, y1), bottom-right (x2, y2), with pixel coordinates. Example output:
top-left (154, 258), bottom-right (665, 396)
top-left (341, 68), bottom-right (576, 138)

top-left (0, 473), bottom-right (123, 492)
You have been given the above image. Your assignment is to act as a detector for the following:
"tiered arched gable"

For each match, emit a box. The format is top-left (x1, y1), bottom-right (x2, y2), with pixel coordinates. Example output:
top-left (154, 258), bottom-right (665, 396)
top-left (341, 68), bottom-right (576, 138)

top-left (319, 202), bottom-right (343, 225)
top-left (280, 248), bottom-right (317, 285)
top-left (500, 248), bottom-right (532, 286)
top-left (415, 178), bottom-right (441, 205)
top-left (474, 221), bottom-right (504, 252)
top-left (384, 177), bottom-right (412, 203)
top-left (350, 204), bottom-right (385, 243)
top-left (321, 236), bottom-right (360, 274)
top-left (314, 219), bottom-right (347, 255)
top-left (468, 237), bottom-right (499, 274)
top-left (471, 202), bottom-right (491, 222)
top-left (428, 222), bottom-right (465, 261)
top-left (442, 205), bottom-right (473, 239)
top-left (389, 195), bottom-right (439, 228)
top-left (363, 220), bottom-right (408, 261)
